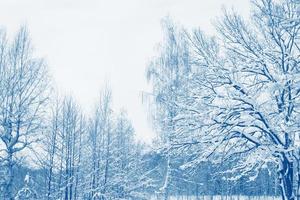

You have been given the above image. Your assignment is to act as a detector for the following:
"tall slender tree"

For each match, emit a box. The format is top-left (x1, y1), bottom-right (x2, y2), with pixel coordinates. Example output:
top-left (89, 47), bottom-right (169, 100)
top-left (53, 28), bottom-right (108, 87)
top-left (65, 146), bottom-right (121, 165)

top-left (146, 18), bottom-right (191, 200)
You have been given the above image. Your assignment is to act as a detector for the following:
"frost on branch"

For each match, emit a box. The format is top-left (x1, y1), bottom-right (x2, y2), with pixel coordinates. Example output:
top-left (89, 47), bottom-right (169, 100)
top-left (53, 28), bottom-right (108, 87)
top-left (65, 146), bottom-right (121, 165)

top-left (147, 0), bottom-right (300, 199)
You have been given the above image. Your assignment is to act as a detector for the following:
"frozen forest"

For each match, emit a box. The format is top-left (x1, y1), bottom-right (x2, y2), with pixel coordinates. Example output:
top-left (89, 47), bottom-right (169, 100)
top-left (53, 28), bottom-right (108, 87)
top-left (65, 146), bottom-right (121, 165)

top-left (1, 0), bottom-right (300, 199)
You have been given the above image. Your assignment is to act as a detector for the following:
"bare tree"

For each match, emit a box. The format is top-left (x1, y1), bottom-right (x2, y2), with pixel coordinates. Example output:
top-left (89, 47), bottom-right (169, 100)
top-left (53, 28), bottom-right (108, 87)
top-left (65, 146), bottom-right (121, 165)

top-left (45, 97), bottom-right (61, 200)
top-left (59, 97), bottom-right (84, 200)
top-left (0, 26), bottom-right (49, 200)
top-left (87, 87), bottom-right (113, 199)
top-left (85, 88), bottom-right (152, 199)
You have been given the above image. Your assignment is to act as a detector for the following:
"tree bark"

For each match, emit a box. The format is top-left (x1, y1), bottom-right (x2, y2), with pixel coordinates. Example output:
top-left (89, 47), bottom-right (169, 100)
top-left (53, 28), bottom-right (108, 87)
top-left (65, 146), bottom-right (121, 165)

top-left (279, 155), bottom-right (294, 200)
top-left (4, 151), bottom-right (13, 200)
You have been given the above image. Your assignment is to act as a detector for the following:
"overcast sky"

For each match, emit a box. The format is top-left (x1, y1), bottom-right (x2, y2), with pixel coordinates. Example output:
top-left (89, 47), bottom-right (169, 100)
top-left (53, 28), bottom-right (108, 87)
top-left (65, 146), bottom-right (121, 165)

top-left (0, 0), bottom-right (250, 142)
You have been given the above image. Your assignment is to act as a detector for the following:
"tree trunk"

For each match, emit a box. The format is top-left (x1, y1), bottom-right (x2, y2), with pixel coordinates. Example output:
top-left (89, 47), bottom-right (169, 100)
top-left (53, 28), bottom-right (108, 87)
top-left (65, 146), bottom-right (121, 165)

top-left (279, 155), bottom-right (294, 200)
top-left (162, 154), bottom-right (170, 200)
top-left (4, 152), bottom-right (13, 200)
top-left (293, 149), bottom-right (300, 200)
top-left (47, 123), bottom-right (58, 200)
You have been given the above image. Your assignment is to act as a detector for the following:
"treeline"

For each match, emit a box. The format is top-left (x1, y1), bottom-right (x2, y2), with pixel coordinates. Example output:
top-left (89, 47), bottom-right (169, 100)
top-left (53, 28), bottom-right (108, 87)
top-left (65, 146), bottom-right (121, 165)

top-left (145, 152), bottom-right (279, 197)
top-left (39, 91), bottom-right (150, 199)
top-left (0, 0), bottom-right (290, 198)
top-left (5, 149), bottom-right (279, 199)
top-left (0, 27), bottom-right (150, 200)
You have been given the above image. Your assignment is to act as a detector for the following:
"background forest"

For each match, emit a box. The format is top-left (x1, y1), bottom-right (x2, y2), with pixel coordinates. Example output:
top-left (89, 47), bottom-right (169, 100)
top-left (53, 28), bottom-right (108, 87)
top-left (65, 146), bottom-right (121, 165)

top-left (1, 0), bottom-right (299, 200)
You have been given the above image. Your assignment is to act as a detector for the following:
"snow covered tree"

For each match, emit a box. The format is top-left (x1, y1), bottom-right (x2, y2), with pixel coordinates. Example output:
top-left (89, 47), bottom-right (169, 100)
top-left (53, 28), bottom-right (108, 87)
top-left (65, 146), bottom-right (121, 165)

top-left (85, 88), bottom-right (152, 199)
top-left (146, 18), bottom-right (191, 200)
top-left (39, 96), bottom-right (85, 200)
top-left (59, 98), bottom-right (84, 200)
top-left (44, 97), bottom-right (61, 200)
top-left (110, 111), bottom-right (152, 199)
top-left (86, 87), bottom-right (113, 199)
top-left (0, 27), bottom-right (49, 200)
top-left (148, 0), bottom-right (300, 199)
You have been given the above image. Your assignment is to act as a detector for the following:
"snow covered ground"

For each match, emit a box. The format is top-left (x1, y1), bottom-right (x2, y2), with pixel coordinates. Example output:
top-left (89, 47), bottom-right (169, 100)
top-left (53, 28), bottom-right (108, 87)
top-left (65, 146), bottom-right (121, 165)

top-left (150, 196), bottom-right (281, 200)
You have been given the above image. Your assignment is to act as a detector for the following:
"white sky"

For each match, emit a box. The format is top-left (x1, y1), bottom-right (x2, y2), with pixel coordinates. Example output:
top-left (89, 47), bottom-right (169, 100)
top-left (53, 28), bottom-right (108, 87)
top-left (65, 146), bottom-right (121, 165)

top-left (0, 0), bottom-right (250, 142)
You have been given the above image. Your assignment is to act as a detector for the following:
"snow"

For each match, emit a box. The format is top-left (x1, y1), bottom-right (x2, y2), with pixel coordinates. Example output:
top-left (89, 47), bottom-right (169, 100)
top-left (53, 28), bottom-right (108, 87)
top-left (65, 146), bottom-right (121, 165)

top-left (150, 196), bottom-right (281, 200)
